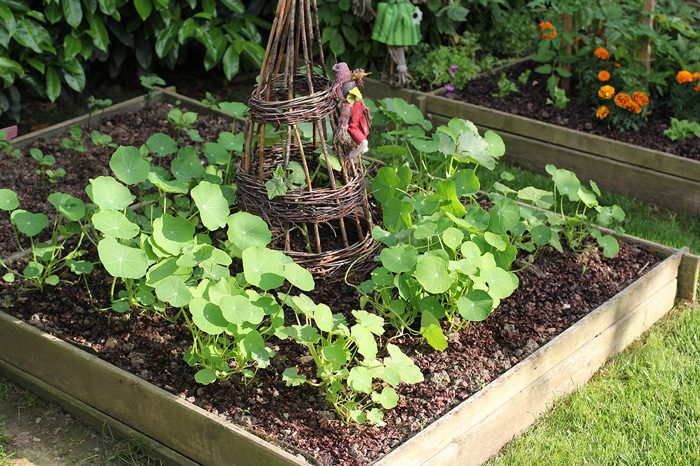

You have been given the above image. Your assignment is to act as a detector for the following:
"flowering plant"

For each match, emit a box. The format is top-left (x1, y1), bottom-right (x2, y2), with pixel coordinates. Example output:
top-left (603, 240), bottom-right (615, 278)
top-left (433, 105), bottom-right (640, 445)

top-left (668, 70), bottom-right (700, 121)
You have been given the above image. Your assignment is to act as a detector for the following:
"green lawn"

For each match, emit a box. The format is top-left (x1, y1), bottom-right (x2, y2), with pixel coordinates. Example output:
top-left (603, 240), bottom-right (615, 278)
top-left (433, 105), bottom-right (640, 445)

top-left (479, 163), bottom-right (700, 253)
top-left (490, 303), bottom-right (700, 465)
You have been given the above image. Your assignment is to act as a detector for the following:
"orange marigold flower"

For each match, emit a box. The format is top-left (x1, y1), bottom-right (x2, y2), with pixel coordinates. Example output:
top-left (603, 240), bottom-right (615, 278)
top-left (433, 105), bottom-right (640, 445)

top-left (598, 70), bottom-right (611, 82)
top-left (676, 70), bottom-right (693, 84)
top-left (598, 85), bottom-right (615, 99)
top-left (695, 84), bottom-right (700, 92)
top-left (627, 101), bottom-right (642, 114)
top-left (615, 63), bottom-right (621, 68)
top-left (693, 72), bottom-right (700, 81)
top-left (595, 106), bottom-right (609, 120)
top-left (632, 91), bottom-right (649, 106)
top-left (614, 93), bottom-right (632, 109)
top-left (594, 47), bottom-right (610, 60)
top-left (539, 20), bottom-right (557, 39)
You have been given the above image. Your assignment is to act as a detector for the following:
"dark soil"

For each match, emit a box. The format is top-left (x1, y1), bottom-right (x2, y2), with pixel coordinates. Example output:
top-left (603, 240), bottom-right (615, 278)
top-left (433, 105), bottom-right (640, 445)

top-left (430, 60), bottom-right (699, 160)
top-left (0, 241), bottom-right (661, 465)
top-left (0, 102), bottom-right (232, 256)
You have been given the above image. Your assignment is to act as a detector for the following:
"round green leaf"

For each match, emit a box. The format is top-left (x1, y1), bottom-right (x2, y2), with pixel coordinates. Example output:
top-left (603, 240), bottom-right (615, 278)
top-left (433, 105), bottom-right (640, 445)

top-left (189, 298), bottom-right (228, 335)
top-left (379, 244), bottom-right (418, 273)
top-left (322, 342), bottom-right (348, 371)
top-left (2, 273), bottom-right (15, 283)
top-left (282, 367), bottom-right (307, 387)
top-left (146, 133), bottom-right (177, 157)
top-left (283, 260), bottom-right (315, 292)
top-left (11, 210), bottom-right (48, 237)
top-left (172, 146), bottom-right (205, 181)
top-left (23, 261), bottom-right (44, 279)
top-left (194, 368), bottom-right (217, 385)
top-left (347, 366), bottom-right (372, 394)
top-left (480, 266), bottom-right (519, 300)
top-left (219, 294), bottom-right (264, 325)
top-left (92, 210), bottom-right (140, 239)
top-left (373, 387), bottom-right (399, 409)
top-left (191, 181), bottom-right (230, 231)
top-left (442, 227), bottom-right (464, 250)
top-left (68, 260), bottom-right (94, 275)
top-left (227, 212), bottom-right (272, 251)
top-left (413, 255), bottom-right (453, 294)
top-left (97, 238), bottom-right (149, 279)
top-left (109, 146), bottom-right (150, 185)
top-left (240, 330), bottom-right (270, 367)
top-left (153, 214), bottom-right (195, 255)
top-left (89, 176), bottom-right (135, 210)
top-left (457, 290), bottom-right (494, 321)
top-left (597, 234), bottom-right (620, 258)
top-left (0, 189), bottom-right (19, 211)
top-left (47, 192), bottom-right (85, 221)
top-left (155, 276), bottom-right (193, 307)
top-left (351, 324), bottom-right (378, 360)
top-left (45, 275), bottom-right (60, 286)
top-left (488, 198), bottom-right (520, 234)
top-left (242, 246), bottom-right (285, 290)
top-left (484, 231), bottom-right (508, 251)
top-left (203, 142), bottom-right (229, 165)
top-left (531, 224), bottom-right (552, 246)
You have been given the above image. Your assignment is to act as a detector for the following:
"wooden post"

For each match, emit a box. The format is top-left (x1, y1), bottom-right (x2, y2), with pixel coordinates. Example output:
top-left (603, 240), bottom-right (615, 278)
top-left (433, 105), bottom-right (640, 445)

top-left (640, 0), bottom-right (656, 73)
top-left (561, 13), bottom-right (573, 92)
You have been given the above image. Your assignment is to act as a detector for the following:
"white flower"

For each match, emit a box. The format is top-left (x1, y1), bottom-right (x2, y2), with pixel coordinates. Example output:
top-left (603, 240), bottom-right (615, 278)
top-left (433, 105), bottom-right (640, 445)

top-left (412, 7), bottom-right (423, 25)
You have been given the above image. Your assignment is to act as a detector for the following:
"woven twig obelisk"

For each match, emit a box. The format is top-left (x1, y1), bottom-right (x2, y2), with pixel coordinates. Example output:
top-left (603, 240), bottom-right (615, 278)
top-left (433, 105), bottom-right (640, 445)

top-left (237, 0), bottom-right (378, 280)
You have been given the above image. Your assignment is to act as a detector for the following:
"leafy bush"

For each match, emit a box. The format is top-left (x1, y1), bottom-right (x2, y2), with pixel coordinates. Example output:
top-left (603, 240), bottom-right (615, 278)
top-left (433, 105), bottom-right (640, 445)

top-left (664, 118), bottom-right (700, 141)
top-left (0, 0), bottom-right (266, 120)
top-left (481, 8), bottom-right (536, 58)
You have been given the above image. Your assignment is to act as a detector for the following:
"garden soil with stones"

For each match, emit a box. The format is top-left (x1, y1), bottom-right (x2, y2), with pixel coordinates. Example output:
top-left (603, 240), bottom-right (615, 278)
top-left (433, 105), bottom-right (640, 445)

top-left (0, 102), bottom-right (233, 256)
top-left (0, 240), bottom-right (660, 465)
top-left (437, 61), bottom-right (699, 160)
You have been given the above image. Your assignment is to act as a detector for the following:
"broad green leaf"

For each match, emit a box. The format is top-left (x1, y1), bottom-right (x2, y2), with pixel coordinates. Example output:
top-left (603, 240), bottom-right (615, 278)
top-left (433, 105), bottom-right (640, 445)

top-left (146, 133), bottom-right (177, 157)
top-left (372, 387), bottom-right (399, 409)
top-left (10, 210), bottom-right (48, 237)
top-left (97, 237), bottom-right (148, 279)
top-left (218, 102), bottom-right (248, 119)
top-left (457, 290), bottom-right (494, 321)
top-left (347, 366), bottom-right (372, 394)
top-left (110, 146), bottom-right (150, 185)
top-left (379, 244), bottom-right (418, 273)
top-left (282, 367), bottom-right (307, 386)
top-left (23, 261), bottom-right (44, 279)
top-left (220, 294), bottom-right (264, 325)
top-left (283, 260), bottom-right (315, 291)
top-left (134, 0), bottom-right (152, 21)
top-left (68, 260), bottom-right (93, 275)
top-left (480, 267), bottom-right (519, 300)
top-left (351, 324), bottom-right (377, 360)
top-left (227, 212), bottom-right (271, 251)
top-left (194, 368), bottom-right (217, 385)
top-left (153, 214), bottom-right (195, 255)
top-left (155, 276), bottom-right (193, 307)
top-left (203, 142), bottom-right (229, 165)
top-left (189, 298), bottom-right (228, 335)
top-left (92, 209), bottom-right (139, 239)
top-left (47, 192), bottom-right (85, 221)
top-left (597, 234), bottom-right (620, 258)
top-left (240, 330), bottom-right (269, 367)
top-left (0, 189), bottom-right (19, 211)
top-left (484, 232), bottom-right (508, 251)
top-left (89, 176), bottom-right (135, 210)
top-left (366, 408), bottom-right (384, 425)
top-left (172, 146), bottom-right (204, 181)
top-left (384, 343), bottom-right (423, 385)
top-left (351, 310), bottom-right (385, 335)
top-left (242, 246), bottom-right (285, 290)
top-left (546, 165), bottom-right (581, 202)
top-left (420, 310), bottom-right (447, 351)
top-left (191, 181), bottom-right (229, 231)
top-left (488, 198), bottom-right (520, 234)
top-left (442, 227), bottom-right (464, 250)
top-left (147, 171), bottom-right (190, 194)
top-left (2, 273), bottom-right (15, 283)
top-left (322, 342), bottom-right (347, 371)
top-left (414, 255), bottom-right (453, 294)
top-left (313, 303), bottom-right (334, 333)
top-left (453, 169), bottom-right (480, 196)
top-left (217, 132), bottom-right (244, 153)
top-left (531, 224), bottom-right (552, 246)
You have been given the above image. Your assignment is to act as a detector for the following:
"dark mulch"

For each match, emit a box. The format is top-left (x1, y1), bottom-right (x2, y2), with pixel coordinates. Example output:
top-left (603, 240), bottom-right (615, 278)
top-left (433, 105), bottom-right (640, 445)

top-left (0, 240), bottom-right (661, 465)
top-left (0, 102), bottom-right (233, 256)
top-left (430, 61), bottom-right (699, 160)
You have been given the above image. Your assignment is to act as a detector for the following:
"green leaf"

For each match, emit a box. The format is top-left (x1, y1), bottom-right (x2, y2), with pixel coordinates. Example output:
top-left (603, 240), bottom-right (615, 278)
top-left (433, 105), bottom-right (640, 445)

top-left (420, 310), bottom-right (448, 351)
top-left (226, 212), bottom-right (271, 251)
top-left (442, 227), bottom-right (464, 250)
top-left (347, 366), bottom-right (372, 394)
top-left (203, 142), bottom-right (229, 165)
top-left (88, 176), bottom-right (135, 210)
top-left (283, 260), bottom-right (315, 292)
top-left (242, 247), bottom-right (285, 290)
top-left (10, 210), bottom-right (48, 237)
top-left (379, 244), bottom-right (418, 273)
top-left (484, 232), bottom-right (508, 251)
top-left (111, 301), bottom-right (131, 313)
top-left (191, 181), bottom-right (229, 231)
top-left (597, 234), bottom-right (620, 258)
top-left (384, 343), bottom-right (423, 385)
top-left (220, 294), bottom-right (264, 325)
top-left (155, 276), bottom-right (193, 307)
top-left (531, 224), bottom-right (552, 246)
top-left (92, 209), bottom-right (139, 239)
top-left (546, 165), bottom-right (581, 202)
top-left (240, 329), bottom-right (269, 367)
top-left (62, 0), bottom-right (83, 28)
top-left (110, 146), bottom-right (150, 185)
top-left (0, 189), bottom-right (19, 211)
top-left (97, 237), bottom-right (148, 279)
top-left (322, 342), bottom-right (347, 371)
top-left (480, 266), bottom-right (519, 300)
top-left (23, 261), bottom-right (44, 279)
top-left (153, 213), bottom-right (195, 255)
top-left (47, 192), bottom-right (85, 221)
top-left (351, 324), bottom-right (378, 360)
top-left (457, 290), bottom-right (494, 321)
top-left (218, 102), bottom-right (248, 119)
top-left (46, 67), bottom-right (61, 102)
top-left (134, 0), bottom-right (152, 20)
top-left (62, 59), bottom-right (85, 92)
top-left (194, 368), bottom-right (217, 385)
top-left (414, 255), bottom-right (453, 294)
top-left (147, 171), bottom-right (190, 194)
top-left (313, 303), bottom-right (334, 333)
top-left (2, 273), bottom-right (15, 283)
top-left (372, 387), bottom-right (399, 409)
top-left (189, 298), bottom-right (228, 335)
top-left (366, 408), bottom-right (384, 425)
top-left (147, 133), bottom-right (177, 157)
top-left (172, 146), bottom-right (204, 181)
top-left (488, 198), bottom-right (520, 234)
top-left (222, 44), bottom-right (240, 80)
top-left (282, 367), bottom-right (307, 387)
top-left (68, 260), bottom-right (94, 275)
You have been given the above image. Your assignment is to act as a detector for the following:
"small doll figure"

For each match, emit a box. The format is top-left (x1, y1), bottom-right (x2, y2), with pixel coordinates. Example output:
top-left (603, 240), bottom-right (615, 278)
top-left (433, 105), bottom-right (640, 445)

top-left (372, 0), bottom-right (423, 86)
top-left (332, 62), bottom-right (372, 161)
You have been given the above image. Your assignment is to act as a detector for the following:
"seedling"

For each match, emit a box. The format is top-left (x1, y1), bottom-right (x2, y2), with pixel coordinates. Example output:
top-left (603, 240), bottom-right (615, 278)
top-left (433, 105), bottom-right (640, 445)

top-left (139, 74), bottom-right (166, 102)
top-left (62, 126), bottom-right (87, 153)
top-left (30, 148), bottom-right (66, 182)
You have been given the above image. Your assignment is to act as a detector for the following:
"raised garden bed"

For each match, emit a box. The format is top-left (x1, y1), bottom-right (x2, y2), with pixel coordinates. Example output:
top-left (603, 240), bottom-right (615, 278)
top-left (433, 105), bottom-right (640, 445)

top-left (364, 78), bottom-right (700, 215)
top-left (1, 91), bottom-right (698, 465)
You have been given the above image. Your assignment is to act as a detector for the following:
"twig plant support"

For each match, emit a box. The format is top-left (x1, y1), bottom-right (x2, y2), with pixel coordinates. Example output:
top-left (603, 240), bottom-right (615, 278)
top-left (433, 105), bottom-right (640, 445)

top-left (237, 0), bottom-right (378, 280)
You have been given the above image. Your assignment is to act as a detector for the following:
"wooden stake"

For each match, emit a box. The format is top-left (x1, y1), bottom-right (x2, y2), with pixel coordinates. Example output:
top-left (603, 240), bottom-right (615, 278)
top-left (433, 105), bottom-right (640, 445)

top-left (640, 0), bottom-right (656, 73)
top-left (561, 13), bottom-right (573, 93)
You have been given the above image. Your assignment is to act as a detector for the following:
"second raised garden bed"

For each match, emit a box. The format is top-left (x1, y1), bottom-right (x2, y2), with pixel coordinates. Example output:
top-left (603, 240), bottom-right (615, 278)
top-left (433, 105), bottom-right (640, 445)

top-left (0, 90), bottom-right (698, 465)
top-left (364, 79), bottom-right (700, 215)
